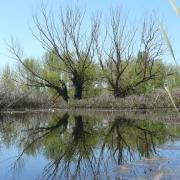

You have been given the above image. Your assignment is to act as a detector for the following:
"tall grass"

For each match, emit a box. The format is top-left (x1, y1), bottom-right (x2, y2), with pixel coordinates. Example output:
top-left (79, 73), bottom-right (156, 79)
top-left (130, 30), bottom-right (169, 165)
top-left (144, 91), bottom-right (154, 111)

top-left (169, 0), bottom-right (180, 17)
top-left (58, 89), bottom-right (180, 110)
top-left (0, 87), bottom-right (51, 110)
top-left (159, 0), bottom-right (180, 117)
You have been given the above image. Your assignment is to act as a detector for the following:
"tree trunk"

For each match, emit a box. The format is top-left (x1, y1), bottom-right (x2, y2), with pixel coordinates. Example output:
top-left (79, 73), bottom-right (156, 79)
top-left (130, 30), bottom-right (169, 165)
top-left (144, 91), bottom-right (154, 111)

top-left (55, 82), bottom-right (69, 102)
top-left (74, 86), bottom-right (83, 100)
top-left (113, 87), bottom-right (128, 98)
top-left (113, 88), bottom-right (122, 98)
top-left (73, 116), bottom-right (84, 143)
top-left (71, 75), bottom-right (83, 100)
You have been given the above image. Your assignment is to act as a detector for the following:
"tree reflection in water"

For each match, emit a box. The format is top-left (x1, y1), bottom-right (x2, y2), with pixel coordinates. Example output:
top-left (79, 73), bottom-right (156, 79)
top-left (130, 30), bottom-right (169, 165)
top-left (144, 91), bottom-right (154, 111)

top-left (3, 112), bottom-right (178, 179)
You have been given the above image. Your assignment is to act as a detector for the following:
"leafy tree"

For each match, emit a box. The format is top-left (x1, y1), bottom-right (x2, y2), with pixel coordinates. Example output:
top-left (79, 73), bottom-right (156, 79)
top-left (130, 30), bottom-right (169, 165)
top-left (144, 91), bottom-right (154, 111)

top-left (1, 64), bottom-right (16, 91)
top-left (9, 46), bottom-right (69, 102)
top-left (137, 59), bottom-right (171, 93)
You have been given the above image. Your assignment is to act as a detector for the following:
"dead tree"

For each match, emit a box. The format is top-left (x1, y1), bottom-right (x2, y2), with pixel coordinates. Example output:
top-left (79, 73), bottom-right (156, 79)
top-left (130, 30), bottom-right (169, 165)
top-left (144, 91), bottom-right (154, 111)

top-left (31, 4), bottom-right (98, 100)
top-left (95, 10), bottom-right (163, 97)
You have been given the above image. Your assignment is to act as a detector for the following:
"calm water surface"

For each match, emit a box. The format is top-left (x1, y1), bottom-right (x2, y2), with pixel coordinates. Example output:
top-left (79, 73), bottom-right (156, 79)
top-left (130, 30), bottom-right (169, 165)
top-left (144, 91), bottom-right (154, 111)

top-left (0, 110), bottom-right (180, 180)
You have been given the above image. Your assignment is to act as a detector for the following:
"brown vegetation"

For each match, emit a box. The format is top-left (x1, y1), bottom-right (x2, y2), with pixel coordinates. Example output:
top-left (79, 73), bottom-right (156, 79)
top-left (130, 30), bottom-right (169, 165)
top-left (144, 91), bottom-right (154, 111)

top-left (58, 88), bottom-right (180, 110)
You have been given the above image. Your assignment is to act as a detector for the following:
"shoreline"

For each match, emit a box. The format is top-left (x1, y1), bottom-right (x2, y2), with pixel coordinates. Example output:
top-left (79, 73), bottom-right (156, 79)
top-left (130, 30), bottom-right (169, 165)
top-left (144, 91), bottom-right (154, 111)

top-left (0, 106), bottom-right (179, 113)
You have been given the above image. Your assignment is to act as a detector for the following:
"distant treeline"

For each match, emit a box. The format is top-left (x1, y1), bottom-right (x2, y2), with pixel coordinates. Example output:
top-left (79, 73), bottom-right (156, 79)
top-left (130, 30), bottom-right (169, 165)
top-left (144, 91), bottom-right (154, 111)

top-left (0, 59), bottom-right (179, 109)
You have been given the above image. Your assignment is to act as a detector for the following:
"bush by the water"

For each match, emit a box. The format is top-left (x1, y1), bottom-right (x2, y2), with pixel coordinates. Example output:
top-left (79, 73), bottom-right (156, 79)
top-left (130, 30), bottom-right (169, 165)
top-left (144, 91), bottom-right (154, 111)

top-left (58, 88), bottom-right (180, 109)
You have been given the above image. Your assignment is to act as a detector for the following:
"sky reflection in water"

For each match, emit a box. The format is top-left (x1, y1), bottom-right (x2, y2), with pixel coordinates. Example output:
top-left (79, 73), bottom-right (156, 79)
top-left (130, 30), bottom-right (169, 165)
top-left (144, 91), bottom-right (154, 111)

top-left (0, 111), bottom-right (180, 179)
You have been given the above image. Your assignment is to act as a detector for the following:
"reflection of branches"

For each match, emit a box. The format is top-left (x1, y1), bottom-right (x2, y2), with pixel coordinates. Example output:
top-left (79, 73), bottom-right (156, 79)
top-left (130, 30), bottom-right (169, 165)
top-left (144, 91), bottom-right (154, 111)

top-left (26, 113), bottom-right (69, 132)
top-left (6, 113), bottom-right (99, 180)
top-left (6, 113), bottom-right (179, 180)
top-left (40, 115), bottom-right (98, 179)
top-left (10, 113), bottom-right (69, 175)
top-left (100, 116), bottom-right (175, 167)
top-left (105, 117), bottom-right (134, 165)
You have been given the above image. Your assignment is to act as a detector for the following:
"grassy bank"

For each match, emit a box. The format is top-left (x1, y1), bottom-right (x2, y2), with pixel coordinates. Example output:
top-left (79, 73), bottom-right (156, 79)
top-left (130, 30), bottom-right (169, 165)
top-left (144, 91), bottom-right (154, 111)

top-left (1, 88), bottom-right (180, 110)
top-left (58, 88), bottom-right (180, 110)
top-left (0, 89), bottom-right (51, 109)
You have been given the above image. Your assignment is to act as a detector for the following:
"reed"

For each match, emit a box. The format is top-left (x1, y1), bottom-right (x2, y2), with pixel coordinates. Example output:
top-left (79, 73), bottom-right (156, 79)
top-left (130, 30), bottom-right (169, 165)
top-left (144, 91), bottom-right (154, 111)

top-left (159, 0), bottom-right (180, 117)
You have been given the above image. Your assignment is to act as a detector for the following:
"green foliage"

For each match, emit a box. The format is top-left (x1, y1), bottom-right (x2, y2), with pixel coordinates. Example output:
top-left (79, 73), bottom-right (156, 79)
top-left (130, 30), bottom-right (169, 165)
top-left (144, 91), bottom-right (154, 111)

top-left (166, 67), bottom-right (180, 88)
top-left (82, 64), bottom-right (102, 97)
top-left (2, 52), bottom-right (180, 102)
top-left (137, 60), bottom-right (169, 93)
top-left (101, 51), bottom-right (175, 95)
top-left (1, 65), bottom-right (16, 91)
top-left (43, 52), bottom-right (68, 81)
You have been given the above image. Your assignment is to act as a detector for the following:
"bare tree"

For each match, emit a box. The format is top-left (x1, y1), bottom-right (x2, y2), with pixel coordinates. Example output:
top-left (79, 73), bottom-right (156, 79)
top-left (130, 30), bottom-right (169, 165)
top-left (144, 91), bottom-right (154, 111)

top-left (8, 3), bottom-right (99, 100)
top-left (95, 10), bottom-right (163, 97)
top-left (8, 4), bottom-right (164, 100)
top-left (30, 4), bottom-right (98, 100)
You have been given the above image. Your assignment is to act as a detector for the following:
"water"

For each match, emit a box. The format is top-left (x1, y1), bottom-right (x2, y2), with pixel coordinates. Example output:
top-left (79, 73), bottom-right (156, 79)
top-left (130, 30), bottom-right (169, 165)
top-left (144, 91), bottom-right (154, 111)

top-left (0, 110), bottom-right (180, 180)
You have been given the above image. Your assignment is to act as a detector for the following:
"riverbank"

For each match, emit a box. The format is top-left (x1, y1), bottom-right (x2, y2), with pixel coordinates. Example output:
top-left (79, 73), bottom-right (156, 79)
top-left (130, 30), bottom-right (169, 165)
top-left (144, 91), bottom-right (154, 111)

top-left (58, 88), bottom-right (180, 110)
top-left (1, 107), bottom-right (180, 124)
top-left (1, 88), bottom-right (180, 110)
top-left (0, 108), bottom-right (180, 179)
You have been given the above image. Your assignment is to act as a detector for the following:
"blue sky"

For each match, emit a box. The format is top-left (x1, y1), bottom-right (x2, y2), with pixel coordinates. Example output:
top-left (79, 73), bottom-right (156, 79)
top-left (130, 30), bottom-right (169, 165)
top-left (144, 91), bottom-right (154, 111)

top-left (0, 0), bottom-right (180, 68)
